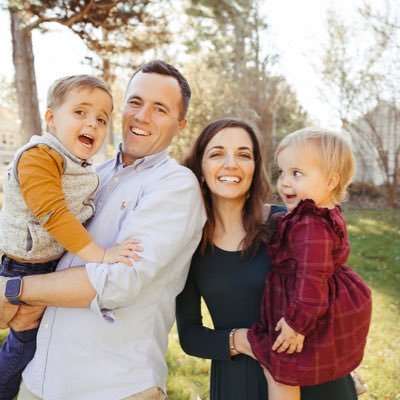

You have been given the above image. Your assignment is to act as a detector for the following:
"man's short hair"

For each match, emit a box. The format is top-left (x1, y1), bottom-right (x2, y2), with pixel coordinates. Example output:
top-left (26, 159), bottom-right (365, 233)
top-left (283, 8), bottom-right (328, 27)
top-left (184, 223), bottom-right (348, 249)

top-left (128, 60), bottom-right (191, 119)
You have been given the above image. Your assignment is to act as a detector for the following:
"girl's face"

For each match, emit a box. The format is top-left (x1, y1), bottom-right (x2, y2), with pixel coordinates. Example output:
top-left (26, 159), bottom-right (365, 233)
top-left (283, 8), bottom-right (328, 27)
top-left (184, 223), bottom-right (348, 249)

top-left (201, 127), bottom-right (255, 203)
top-left (276, 143), bottom-right (337, 212)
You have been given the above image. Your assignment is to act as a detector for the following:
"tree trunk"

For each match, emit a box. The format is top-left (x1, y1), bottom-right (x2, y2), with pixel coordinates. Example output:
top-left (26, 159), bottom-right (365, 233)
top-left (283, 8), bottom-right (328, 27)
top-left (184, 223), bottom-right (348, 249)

top-left (10, 9), bottom-right (42, 144)
top-left (102, 56), bottom-right (114, 151)
top-left (384, 182), bottom-right (396, 208)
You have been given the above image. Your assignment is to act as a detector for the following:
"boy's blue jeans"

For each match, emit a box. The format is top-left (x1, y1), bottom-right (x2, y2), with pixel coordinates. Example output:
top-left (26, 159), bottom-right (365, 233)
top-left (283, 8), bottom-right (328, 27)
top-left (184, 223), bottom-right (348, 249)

top-left (0, 255), bottom-right (58, 400)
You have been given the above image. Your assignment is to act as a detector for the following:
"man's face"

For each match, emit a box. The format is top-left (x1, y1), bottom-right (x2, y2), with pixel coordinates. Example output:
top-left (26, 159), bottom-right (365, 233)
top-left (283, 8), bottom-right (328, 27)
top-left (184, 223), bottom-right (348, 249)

top-left (121, 72), bottom-right (187, 166)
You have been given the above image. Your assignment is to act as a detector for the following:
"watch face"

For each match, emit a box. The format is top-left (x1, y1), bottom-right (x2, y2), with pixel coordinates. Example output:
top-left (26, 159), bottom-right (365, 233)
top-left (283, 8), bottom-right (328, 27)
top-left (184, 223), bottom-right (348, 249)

top-left (5, 278), bottom-right (22, 297)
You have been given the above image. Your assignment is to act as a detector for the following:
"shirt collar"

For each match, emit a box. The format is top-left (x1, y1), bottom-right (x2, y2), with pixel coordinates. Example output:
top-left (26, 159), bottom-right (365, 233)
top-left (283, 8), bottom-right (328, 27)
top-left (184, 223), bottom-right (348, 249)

top-left (115, 143), bottom-right (169, 171)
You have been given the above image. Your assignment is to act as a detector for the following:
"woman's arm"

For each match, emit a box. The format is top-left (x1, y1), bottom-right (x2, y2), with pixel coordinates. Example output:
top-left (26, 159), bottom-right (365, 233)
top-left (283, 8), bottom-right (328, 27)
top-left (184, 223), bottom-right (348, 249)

top-left (176, 266), bottom-right (233, 361)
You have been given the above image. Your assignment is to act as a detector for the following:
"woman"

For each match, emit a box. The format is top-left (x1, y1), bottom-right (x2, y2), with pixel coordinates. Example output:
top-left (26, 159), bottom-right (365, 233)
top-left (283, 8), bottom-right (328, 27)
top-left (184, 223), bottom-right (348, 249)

top-left (176, 119), bottom-right (357, 400)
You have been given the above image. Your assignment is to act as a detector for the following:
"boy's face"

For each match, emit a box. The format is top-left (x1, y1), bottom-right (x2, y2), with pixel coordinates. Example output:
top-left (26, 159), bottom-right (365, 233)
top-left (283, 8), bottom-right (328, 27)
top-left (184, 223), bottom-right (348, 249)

top-left (45, 87), bottom-right (113, 160)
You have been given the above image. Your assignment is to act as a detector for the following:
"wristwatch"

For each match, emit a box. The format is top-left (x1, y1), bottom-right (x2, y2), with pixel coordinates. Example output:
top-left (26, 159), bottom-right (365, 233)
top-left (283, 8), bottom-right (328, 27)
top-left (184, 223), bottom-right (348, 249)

top-left (4, 277), bottom-right (25, 305)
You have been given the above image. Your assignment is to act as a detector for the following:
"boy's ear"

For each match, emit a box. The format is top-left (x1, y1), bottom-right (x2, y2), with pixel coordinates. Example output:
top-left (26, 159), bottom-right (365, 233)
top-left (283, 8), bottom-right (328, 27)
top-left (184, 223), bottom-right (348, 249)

top-left (327, 173), bottom-right (340, 191)
top-left (44, 108), bottom-right (56, 132)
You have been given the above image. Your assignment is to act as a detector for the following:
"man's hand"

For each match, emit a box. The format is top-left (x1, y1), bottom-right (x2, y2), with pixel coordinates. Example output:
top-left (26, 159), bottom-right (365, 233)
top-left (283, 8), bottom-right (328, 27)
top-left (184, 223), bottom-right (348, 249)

top-left (8, 304), bottom-right (46, 331)
top-left (0, 276), bottom-right (18, 329)
top-left (0, 277), bottom-right (45, 331)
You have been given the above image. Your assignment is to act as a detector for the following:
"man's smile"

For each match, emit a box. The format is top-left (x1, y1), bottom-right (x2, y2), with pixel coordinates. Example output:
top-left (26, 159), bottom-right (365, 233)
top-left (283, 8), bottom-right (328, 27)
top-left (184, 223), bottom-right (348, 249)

top-left (129, 127), bottom-right (151, 136)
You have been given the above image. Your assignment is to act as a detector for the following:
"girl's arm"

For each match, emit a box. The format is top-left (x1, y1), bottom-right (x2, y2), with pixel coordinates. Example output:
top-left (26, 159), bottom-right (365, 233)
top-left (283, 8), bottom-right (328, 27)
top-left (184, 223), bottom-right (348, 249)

top-left (283, 215), bottom-right (336, 336)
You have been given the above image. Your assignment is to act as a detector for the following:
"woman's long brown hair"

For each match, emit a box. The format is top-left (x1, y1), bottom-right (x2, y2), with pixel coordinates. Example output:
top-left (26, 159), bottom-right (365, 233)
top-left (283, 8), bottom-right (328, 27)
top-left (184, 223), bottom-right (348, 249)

top-left (184, 119), bottom-right (272, 258)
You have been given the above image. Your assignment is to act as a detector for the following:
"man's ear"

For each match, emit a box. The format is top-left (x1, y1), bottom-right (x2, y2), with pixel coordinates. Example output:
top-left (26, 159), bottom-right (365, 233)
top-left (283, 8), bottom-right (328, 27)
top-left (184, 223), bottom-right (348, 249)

top-left (176, 118), bottom-right (188, 136)
top-left (45, 108), bottom-right (56, 133)
top-left (327, 173), bottom-right (340, 191)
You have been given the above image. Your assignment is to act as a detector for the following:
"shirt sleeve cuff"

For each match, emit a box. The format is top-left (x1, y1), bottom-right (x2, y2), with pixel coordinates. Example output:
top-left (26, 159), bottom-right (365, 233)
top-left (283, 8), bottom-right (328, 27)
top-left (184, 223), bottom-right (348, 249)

top-left (86, 262), bottom-right (116, 323)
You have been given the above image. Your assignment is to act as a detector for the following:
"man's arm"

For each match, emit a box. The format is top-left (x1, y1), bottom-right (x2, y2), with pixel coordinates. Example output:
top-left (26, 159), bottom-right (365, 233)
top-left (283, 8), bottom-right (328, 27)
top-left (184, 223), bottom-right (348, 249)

top-left (0, 267), bottom-right (96, 330)
top-left (20, 266), bottom-right (96, 307)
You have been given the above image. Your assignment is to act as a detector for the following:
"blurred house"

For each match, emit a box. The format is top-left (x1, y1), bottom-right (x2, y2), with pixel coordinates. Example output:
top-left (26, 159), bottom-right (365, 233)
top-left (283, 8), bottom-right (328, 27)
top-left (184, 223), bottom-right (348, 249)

top-left (0, 107), bottom-right (20, 206)
top-left (0, 107), bottom-right (20, 168)
top-left (349, 101), bottom-right (400, 185)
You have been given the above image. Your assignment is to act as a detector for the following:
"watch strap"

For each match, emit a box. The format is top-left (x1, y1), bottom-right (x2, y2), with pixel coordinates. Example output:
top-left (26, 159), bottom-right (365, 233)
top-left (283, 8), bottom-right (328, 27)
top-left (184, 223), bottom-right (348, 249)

top-left (5, 277), bottom-right (25, 305)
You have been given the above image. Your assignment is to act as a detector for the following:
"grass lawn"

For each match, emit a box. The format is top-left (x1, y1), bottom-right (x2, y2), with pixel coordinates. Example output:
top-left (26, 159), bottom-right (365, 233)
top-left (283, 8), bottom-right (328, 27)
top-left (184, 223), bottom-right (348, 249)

top-left (0, 209), bottom-right (399, 399)
top-left (344, 209), bottom-right (400, 400)
top-left (166, 209), bottom-right (400, 399)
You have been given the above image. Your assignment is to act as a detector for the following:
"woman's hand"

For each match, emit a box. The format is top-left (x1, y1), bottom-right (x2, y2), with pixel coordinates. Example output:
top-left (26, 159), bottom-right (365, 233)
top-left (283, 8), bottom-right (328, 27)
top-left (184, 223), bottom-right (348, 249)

top-left (272, 317), bottom-right (304, 354)
top-left (233, 328), bottom-right (256, 359)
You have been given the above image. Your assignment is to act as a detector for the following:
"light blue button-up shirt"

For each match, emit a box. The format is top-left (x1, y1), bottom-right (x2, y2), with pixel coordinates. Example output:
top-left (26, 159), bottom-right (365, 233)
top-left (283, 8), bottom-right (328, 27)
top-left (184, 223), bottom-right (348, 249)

top-left (22, 149), bottom-right (206, 400)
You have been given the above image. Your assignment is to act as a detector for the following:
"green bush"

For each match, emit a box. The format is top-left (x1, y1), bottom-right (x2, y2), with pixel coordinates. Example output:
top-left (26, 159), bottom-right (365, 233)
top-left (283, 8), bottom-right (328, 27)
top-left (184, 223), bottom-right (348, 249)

top-left (349, 182), bottom-right (382, 199)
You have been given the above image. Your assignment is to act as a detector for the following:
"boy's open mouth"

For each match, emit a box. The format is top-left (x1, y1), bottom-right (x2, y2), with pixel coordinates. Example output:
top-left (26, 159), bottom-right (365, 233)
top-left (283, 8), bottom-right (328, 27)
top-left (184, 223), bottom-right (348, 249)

top-left (78, 134), bottom-right (94, 147)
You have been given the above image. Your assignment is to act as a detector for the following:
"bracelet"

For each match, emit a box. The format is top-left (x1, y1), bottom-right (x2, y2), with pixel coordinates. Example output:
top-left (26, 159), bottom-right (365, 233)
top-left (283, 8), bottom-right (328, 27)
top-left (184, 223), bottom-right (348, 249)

top-left (229, 328), bottom-right (239, 355)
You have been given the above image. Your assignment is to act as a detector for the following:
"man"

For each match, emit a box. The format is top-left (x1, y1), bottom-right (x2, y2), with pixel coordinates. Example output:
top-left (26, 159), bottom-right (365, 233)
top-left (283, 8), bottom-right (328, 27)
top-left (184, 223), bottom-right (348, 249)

top-left (0, 60), bottom-right (206, 400)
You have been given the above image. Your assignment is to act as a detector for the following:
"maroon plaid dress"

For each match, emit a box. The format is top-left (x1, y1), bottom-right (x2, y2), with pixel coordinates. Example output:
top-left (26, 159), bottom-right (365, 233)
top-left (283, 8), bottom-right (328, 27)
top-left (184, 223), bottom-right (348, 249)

top-left (248, 199), bottom-right (372, 386)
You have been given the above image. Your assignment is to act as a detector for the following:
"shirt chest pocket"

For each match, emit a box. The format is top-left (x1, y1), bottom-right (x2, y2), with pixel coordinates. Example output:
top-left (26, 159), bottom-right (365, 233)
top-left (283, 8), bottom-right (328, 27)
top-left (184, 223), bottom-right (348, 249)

top-left (114, 183), bottom-right (145, 217)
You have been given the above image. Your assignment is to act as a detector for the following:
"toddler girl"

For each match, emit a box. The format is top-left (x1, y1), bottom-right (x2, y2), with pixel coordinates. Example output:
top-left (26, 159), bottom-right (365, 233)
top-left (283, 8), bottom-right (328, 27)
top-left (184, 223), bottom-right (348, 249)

top-left (248, 128), bottom-right (372, 400)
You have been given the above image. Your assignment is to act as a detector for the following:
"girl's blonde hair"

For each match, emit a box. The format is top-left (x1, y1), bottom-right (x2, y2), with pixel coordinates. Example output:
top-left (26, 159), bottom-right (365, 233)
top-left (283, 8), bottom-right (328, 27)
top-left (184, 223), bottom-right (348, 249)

top-left (276, 128), bottom-right (356, 202)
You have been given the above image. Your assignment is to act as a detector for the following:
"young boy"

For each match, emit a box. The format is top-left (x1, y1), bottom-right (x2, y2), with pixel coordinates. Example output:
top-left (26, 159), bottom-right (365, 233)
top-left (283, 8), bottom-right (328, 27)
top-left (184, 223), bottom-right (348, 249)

top-left (0, 75), bottom-right (140, 400)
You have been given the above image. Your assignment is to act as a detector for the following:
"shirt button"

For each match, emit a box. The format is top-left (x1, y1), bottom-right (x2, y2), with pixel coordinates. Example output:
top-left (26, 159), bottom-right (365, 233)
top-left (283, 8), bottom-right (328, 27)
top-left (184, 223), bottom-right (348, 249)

top-left (113, 176), bottom-right (119, 182)
top-left (44, 323), bottom-right (49, 329)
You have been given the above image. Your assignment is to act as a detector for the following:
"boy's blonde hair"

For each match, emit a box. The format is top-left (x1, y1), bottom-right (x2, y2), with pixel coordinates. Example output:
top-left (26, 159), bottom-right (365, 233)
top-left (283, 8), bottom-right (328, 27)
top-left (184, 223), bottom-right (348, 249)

top-left (47, 74), bottom-right (113, 110)
top-left (276, 128), bottom-right (356, 202)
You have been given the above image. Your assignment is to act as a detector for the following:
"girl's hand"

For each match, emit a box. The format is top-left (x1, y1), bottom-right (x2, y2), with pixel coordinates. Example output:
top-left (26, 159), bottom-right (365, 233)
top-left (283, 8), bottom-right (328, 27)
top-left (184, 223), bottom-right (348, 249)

top-left (103, 239), bottom-right (143, 266)
top-left (272, 317), bottom-right (305, 354)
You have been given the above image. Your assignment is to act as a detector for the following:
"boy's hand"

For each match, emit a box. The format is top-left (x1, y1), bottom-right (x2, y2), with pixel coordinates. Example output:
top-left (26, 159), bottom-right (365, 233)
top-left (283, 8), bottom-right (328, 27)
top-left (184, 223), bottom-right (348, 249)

top-left (103, 239), bottom-right (143, 266)
top-left (272, 317), bottom-right (305, 354)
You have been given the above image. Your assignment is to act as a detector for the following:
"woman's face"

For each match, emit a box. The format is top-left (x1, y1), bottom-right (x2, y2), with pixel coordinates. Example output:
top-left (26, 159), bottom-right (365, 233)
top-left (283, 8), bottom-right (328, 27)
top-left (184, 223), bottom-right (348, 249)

top-left (201, 127), bottom-right (255, 202)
